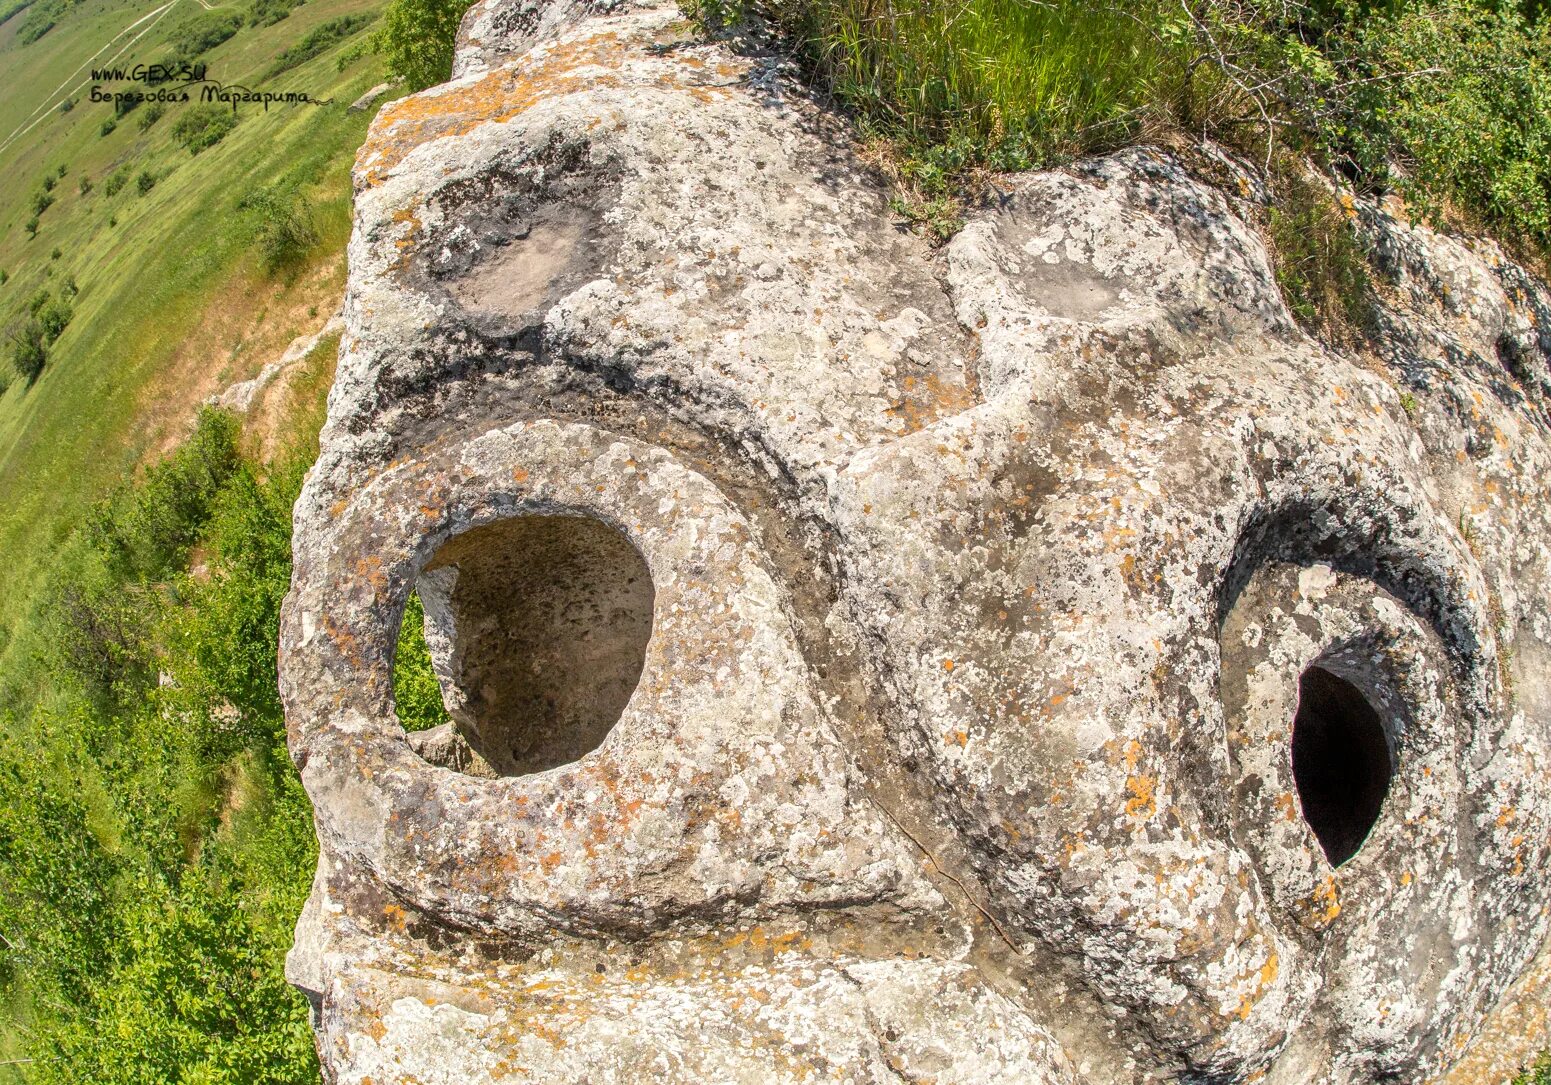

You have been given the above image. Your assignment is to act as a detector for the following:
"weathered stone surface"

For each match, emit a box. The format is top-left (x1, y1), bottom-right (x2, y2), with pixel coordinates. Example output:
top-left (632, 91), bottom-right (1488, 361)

top-left (280, 1), bottom-right (1551, 1080)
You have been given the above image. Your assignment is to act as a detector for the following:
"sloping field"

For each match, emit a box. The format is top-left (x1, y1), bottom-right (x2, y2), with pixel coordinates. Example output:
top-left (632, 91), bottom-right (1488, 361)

top-left (0, 0), bottom-right (384, 645)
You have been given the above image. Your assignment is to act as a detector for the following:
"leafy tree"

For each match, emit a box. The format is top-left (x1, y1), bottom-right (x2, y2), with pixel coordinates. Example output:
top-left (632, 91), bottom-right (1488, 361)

top-left (8, 319), bottom-right (47, 380)
top-left (375, 0), bottom-right (476, 90)
top-left (6, 290), bottom-right (70, 383)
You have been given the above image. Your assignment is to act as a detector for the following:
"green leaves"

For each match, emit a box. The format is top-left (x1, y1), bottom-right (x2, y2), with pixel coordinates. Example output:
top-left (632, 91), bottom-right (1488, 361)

top-left (394, 592), bottom-right (451, 733)
top-left (4, 410), bottom-right (320, 1080)
top-left (375, 0), bottom-right (478, 91)
top-left (171, 106), bottom-right (240, 157)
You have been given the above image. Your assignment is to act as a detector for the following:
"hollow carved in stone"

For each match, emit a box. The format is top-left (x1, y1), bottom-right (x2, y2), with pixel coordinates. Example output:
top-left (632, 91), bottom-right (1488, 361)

top-left (278, 2), bottom-right (1551, 1080)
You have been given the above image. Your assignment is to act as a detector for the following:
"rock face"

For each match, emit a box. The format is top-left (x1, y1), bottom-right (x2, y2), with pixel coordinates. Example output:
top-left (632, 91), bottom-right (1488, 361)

top-left (278, 1), bottom-right (1551, 1081)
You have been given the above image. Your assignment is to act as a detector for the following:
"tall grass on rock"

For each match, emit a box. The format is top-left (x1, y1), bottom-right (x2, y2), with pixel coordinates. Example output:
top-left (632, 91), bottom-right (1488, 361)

top-left (739, 0), bottom-right (1183, 171)
top-left (687, 0), bottom-right (1551, 328)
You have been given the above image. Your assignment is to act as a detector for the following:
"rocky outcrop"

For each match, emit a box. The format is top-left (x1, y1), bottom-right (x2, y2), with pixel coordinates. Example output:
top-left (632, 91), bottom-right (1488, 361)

top-left (278, 1), bottom-right (1551, 1081)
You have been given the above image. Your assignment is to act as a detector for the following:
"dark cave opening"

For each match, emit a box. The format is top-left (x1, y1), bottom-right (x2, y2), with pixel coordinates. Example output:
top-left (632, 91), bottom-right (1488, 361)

top-left (1291, 666), bottom-right (1394, 867)
top-left (416, 514), bottom-right (655, 777)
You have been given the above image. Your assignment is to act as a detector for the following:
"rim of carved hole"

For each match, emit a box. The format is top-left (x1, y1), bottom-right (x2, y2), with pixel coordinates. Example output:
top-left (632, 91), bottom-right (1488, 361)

top-left (398, 514), bottom-right (655, 778)
top-left (1291, 665), bottom-right (1395, 867)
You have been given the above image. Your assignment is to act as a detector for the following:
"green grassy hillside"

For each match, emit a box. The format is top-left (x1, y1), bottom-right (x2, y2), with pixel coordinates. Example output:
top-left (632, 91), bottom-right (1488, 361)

top-left (0, 0), bottom-right (395, 1076)
top-left (0, 0), bottom-right (384, 645)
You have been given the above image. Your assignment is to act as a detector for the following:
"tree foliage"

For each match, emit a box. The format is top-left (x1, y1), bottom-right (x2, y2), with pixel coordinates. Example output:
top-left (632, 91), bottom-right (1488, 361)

top-left (1, 405), bottom-right (450, 1079)
top-left (375, 0), bottom-right (476, 90)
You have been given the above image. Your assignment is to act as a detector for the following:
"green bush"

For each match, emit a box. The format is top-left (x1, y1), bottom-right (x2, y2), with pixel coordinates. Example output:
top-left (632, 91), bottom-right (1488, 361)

top-left (248, 0), bottom-right (304, 27)
top-left (160, 458), bottom-right (303, 758)
top-left (8, 320), bottom-right (48, 380)
top-left (3, 412), bottom-right (321, 1081)
top-left (172, 105), bottom-right (239, 155)
top-left (1334, 0), bottom-right (1551, 255)
top-left (375, 0), bottom-right (477, 90)
top-left (5, 289), bottom-right (72, 383)
top-left (85, 407), bottom-right (242, 585)
top-left (99, 117), bottom-right (116, 137)
top-left (170, 10), bottom-right (243, 58)
top-left (35, 866), bottom-right (318, 1085)
top-left (78, 175), bottom-right (92, 196)
top-left (135, 169), bottom-right (157, 195)
top-left (138, 103), bottom-right (165, 131)
top-left (0, 749), bottom-right (125, 1003)
top-left (267, 12), bottom-right (375, 77)
top-left (16, 0), bottom-right (53, 41)
top-left (1516, 1054), bottom-right (1551, 1085)
top-left (102, 167), bottom-right (129, 196)
top-left (239, 186), bottom-right (319, 275)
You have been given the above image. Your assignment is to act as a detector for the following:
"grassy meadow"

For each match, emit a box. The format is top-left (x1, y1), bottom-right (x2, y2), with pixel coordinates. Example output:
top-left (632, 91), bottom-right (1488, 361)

top-left (0, 0), bottom-right (386, 645)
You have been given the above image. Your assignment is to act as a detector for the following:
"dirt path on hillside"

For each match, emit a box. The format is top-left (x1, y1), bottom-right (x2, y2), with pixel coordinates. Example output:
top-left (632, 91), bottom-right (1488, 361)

top-left (138, 254), bottom-right (346, 465)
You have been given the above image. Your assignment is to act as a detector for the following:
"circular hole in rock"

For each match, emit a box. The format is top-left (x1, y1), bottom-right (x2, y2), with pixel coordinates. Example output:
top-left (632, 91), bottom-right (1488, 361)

top-left (403, 515), bottom-right (654, 777)
top-left (1291, 666), bottom-right (1394, 867)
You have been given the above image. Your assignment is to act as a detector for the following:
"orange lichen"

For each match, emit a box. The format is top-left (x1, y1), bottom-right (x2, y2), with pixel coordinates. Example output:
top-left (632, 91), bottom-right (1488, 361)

top-left (885, 372), bottom-right (977, 434)
top-left (1232, 952), bottom-right (1281, 1020)
top-left (357, 30), bottom-right (742, 187)
top-left (1124, 774), bottom-right (1157, 819)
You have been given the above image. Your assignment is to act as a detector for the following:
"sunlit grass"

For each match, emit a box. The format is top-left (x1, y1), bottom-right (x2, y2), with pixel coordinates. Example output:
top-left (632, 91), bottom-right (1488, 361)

top-left (779, 0), bottom-right (1184, 168)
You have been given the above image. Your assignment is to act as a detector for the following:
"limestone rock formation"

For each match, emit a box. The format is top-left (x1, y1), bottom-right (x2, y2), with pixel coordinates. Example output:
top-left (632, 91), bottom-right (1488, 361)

top-left (278, 1), bottom-right (1551, 1080)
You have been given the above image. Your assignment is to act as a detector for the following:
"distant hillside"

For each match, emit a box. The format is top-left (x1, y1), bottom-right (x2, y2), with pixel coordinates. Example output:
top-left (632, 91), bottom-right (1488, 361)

top-left (0, 0), bottom-right (384, 640)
